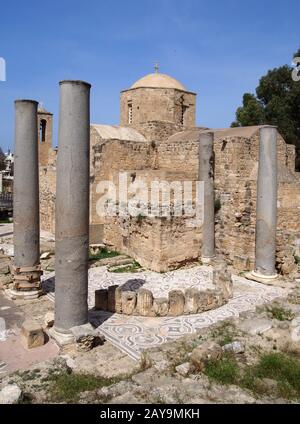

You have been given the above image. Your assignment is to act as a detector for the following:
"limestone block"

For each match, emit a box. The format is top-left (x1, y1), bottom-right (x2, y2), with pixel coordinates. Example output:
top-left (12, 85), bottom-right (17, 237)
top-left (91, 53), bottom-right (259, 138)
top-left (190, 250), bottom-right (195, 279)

top-left (168, 290), bottom-right (185, 316)
top-left (290, 317), bottom-right (300, 342)
top-left (238, 318), bottom-right (273, 336)
top-left (115, 287), bottom-right (122, 313)
top-left (197, 290), bottom-right (217, 312)
top-left (107, 285), bottom-right (122, 313)
top-left (44, 311), bottom-right (54, 328)
top-left (136, 288), bottom-right (153, 316)
top-left (21, 320), bottom-right (45, 349)
top-left (190, 341), bottom-right (222, 371)
top-left (175, 362), bottom-right (192, 377)
top-left (95, 289), bottom-right (108, 311)
top-left (222, 341), bottom-right (245, 354)
top-left (184, 288), bottom-right (199, 314)
top-left (153, 297), bottom-right (169, 317)
top-left (121, 291), bottom-right (137, 315)
top-left (0, 385), bottom-right (22, 404)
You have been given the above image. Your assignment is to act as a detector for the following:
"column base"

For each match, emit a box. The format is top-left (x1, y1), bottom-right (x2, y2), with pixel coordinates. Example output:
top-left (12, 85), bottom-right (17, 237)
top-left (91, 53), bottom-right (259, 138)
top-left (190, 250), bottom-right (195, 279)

top-left (251, 270), bottom-right (279, 280)
top-left (48, 326), bottom-right (75, 347)
top-left (5, 288), bottom-right (43, 301)
top-left (201, 256), bottom-right (216, 264)
top-left (245, 271), bottom-right (281, 286)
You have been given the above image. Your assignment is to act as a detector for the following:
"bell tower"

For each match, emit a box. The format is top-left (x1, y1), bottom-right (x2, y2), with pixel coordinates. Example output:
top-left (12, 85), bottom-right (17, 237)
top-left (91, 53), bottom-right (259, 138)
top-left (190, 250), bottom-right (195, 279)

top-left (37, 104), bottom-right (53, 166)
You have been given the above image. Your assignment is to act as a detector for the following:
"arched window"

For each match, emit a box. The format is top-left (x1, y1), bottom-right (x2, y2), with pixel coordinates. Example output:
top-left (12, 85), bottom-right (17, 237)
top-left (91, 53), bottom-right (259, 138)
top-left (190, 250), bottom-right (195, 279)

top-left (40, 119), bottom-right (47, 143)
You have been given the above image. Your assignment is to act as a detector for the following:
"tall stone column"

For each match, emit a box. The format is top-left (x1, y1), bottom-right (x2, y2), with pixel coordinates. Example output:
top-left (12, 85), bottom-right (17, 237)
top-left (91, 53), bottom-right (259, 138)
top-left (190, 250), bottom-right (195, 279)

top-left (253, 126), bottom-right (278, 279)
top-left (11, 100), bottom-right (42, 299)
top-left (51, 80), bottom-right (91, 344)
top-left (198, 132), bottom-right (215, 262)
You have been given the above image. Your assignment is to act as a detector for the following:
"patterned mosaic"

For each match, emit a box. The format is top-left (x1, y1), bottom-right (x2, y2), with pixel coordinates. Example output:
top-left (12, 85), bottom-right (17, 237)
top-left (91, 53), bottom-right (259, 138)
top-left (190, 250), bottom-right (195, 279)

top-left (43, 268), bottom-right (286, 361)
top-left (44, 266), bottom-right (215, 304)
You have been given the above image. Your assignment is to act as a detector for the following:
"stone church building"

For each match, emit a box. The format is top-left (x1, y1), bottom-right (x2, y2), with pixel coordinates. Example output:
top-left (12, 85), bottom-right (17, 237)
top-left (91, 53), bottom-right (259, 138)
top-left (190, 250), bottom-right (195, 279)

top-left (39, 72), bottom-right (300, 274)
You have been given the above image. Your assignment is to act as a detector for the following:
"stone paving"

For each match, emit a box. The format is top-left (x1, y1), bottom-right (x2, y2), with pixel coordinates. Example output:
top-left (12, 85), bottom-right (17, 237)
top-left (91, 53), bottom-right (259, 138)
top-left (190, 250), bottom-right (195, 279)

top-left (44, 268), bottom-right (286, 360)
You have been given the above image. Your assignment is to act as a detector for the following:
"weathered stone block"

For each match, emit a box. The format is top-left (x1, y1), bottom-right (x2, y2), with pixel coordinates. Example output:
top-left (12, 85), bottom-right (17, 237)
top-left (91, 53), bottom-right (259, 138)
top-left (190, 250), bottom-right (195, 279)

top-left (0, 385), bottom-right (22, 404)
top-left (21, 320), bottom-right (45, 349)
top-left (107, 285), bottom-right (122, 313)
top-left (190, 341), bottom-right (222, 371)
top-left (136, 288), bottom-right (153, 316)
top-left (197, 290), bottom-right (217, 312)
top-left (153, 297), bottom-right (169, 317)
top-left (168, 290), bottom-right (185, 316)
top-left (184, 288), bottom-right (199, 314)
top-left (233, 255), bottom-right (250, 271)
top-left (44, 311), bottom-right (54, 328)
top-left (121, 291), bottom-right (137, 315)
top-left (95, 289), bottom-right (108, 311)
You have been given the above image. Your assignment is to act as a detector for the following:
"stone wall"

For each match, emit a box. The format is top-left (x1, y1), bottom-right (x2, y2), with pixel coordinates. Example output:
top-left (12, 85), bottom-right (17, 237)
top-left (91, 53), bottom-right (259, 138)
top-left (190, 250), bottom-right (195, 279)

top-left (39, 166), bottom-right (56, 234)
top-left (39, 125), bottom-right (300, 275)
top-left (120, 87), bottom-right (196, 130)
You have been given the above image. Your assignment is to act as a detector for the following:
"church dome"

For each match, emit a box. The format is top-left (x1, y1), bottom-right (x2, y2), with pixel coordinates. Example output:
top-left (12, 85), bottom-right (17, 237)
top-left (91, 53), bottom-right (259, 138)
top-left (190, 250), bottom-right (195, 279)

top-left (131, 73), bottom-right (187, 91)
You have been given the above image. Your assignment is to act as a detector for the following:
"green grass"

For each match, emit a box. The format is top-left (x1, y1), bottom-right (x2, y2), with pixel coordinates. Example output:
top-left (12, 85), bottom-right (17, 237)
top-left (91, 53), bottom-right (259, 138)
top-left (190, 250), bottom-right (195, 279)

top-left (49, 372), bottom-right (120, 403)
top-left (204, 351), bottom-right (300, 400)
top-left (266, 305), bottom-right (295, 321)
top-left (253, 353), bottom-right (300, 396)
top-left (89, 247), bottom-right (120, 262)
top-left (111, 261), bottom-right (141, 273)
top-left (211, 322), bottom-right (237, 346)
top-left (136, 213), bottom-right (146, 225)
top-left (0, 218), bottom-right (11, 224)
top-left (204, 353), bottom-right (239, 385)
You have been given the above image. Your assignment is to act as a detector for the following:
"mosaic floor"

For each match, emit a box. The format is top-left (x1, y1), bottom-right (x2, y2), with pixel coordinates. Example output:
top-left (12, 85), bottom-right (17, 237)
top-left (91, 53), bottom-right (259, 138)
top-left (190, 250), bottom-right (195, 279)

top-left (44, 265), bottom-right (216, 304)
top-left (43, 269), bottom-right (287, 361)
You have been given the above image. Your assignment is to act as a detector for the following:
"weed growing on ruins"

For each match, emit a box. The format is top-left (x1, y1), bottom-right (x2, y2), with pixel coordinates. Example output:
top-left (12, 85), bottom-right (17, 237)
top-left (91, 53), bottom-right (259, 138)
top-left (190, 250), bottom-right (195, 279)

top-left (136, 213), bottom-right (146, 225)
top-left (204, 353), bottom-right (239, 385)
top-left (294, 255), bottom-right (300, 265)
top-left (111, 261), bottom-right (141, 273)
top-left (211, 321), bottom-right (237, 346)
top-left (204, 351), bottom-right (300, 400)
top-left (89, 247), bottom-right (119, 262)
top-left (48, 372), bottom-right (121, 403)
top-left (266, 305), bottom-right (295, 321)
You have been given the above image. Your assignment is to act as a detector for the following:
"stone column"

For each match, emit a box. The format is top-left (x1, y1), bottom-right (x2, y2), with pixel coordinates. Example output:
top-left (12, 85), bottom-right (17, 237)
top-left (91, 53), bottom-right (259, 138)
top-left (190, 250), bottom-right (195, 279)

top-left (11, 100), bottom-right (42, 299)
top-left (198, 132), bottom-right (215, 262)
top-left (51, 80), bottom-right (91, 344)
top-left (253, 126), bottom-right (278, 279)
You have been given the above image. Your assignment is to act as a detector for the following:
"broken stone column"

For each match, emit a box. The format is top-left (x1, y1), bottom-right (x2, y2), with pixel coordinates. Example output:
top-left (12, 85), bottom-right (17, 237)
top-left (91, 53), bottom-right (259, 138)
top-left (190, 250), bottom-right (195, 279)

top-left (253, 126), bottom-right (278, 279)
top-left (11, 100), bottom-right (42, 299)
top-left (51, 80), bottom-right (91, 345)
top-left (121, 291), bottom-right (137, 315)
top-left (168, 290), bottom-right (185, 316)
top-left (198, 132), bottom-right (215, 262)
top-left (136, 288), bottom-right (153, 316)
top-left (95, 289), bottom-right (108, 311)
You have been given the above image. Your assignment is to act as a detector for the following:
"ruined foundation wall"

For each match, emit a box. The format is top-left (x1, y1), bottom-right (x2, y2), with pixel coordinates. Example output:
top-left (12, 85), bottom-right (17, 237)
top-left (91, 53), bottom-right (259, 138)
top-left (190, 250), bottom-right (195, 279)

top-left (39, 166), bottom-right (56, 234)
top-left (39, 127), bottom-right (300, 275)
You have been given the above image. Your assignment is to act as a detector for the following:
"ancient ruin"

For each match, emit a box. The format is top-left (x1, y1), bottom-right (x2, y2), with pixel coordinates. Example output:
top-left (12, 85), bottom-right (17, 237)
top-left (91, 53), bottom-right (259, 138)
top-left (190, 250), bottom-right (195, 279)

top-left (38, 71), bottom-right (300, 278)
top-left (1, 71), bottom-right (300, 406)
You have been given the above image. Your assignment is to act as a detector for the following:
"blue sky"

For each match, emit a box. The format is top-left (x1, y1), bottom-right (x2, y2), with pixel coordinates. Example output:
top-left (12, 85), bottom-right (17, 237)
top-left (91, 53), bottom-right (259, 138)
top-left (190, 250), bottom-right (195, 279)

top-left (0, 0), bottom-right (299, 151)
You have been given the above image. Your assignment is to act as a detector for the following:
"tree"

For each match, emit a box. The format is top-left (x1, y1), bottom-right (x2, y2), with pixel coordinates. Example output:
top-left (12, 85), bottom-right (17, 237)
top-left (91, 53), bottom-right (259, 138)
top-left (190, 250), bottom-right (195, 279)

top-left (231, 93), bottom-right (265, 127)
top-left (231, 47), bottom-right (300, 170)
